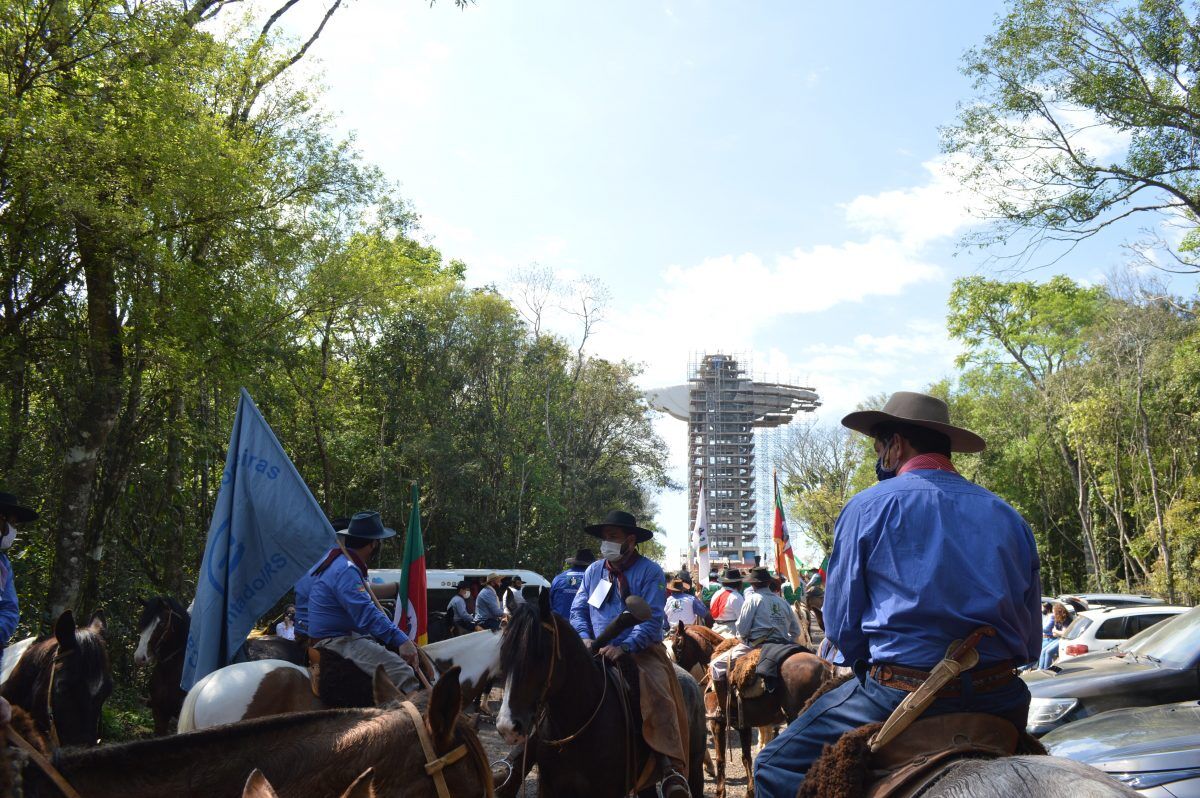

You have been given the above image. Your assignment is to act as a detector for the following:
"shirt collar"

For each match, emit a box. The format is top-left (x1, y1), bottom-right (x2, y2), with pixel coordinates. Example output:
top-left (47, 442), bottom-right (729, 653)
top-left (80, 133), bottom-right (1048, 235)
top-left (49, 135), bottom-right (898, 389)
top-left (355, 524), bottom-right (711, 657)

top-left (898, 453), bottom-right (957, 475)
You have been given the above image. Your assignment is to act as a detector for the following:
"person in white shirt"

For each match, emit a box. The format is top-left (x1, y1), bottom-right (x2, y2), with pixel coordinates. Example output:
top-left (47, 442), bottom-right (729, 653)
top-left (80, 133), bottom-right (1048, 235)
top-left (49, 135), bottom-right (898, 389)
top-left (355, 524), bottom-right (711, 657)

top-left (664, 578), bottom-right (712, 630)
top-left (708, 568), bottom-right (745, 636)
top-left (275, 604), bottom-right (297, 641)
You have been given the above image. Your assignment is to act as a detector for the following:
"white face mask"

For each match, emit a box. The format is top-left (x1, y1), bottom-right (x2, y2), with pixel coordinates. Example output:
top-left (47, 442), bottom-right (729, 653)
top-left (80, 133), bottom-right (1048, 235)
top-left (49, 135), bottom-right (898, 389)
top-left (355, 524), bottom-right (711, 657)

top-left (599, 540), bottom-right (624, 562)
top-left (0, 524), bottom-right (17, 551)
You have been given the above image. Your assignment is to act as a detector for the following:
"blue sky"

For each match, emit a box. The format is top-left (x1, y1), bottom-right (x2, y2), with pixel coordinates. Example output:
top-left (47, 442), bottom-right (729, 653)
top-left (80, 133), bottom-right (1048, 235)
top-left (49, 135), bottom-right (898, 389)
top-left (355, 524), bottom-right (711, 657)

top-left (282, 0), bottom-right (1176, 565)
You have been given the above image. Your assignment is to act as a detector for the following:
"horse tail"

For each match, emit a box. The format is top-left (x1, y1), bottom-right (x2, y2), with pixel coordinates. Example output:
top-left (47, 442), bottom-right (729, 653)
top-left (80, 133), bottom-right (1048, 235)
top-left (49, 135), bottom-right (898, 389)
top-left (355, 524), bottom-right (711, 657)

top-left (176, 671), bottom-right (210, 733)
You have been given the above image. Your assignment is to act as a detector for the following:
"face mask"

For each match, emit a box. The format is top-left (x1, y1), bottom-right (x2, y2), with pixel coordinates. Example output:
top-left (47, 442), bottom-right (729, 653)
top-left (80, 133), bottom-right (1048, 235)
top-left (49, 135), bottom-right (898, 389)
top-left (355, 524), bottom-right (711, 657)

top-left (875, 436), bottom-right (897, 482)
top-left (600, 540), bottom-right (624, 562)
top-left (0, 524), bottom-right (16, 551)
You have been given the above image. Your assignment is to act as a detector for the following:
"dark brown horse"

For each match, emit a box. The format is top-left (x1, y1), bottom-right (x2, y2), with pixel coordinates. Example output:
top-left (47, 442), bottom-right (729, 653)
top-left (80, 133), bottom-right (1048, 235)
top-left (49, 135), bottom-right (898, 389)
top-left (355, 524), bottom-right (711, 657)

top-left (133, 596), bottom-right (189, 735)
top-left (495, 591), bottom-right (706, 798)
top-left (19, 666), bottom-right (495, 798)
top-left (667, 622), bottom-right (725, 678)
top-left (0, 609), bottom-right (112, 747)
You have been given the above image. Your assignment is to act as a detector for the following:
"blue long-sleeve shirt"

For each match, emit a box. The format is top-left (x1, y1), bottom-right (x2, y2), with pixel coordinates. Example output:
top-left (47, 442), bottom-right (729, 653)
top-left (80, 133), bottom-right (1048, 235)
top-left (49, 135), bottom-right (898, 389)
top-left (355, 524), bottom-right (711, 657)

top-left (825, 469), bottom-right (1042, 669)
top-left (570, 555), bottom-right (666, 653)
top-left (0, 553), bottom-right (18, 650)
top-left (473, 586), bottom-right (503, 624)
top-left (549, 567), bottom-right (586, 620)
top-left (292, 554), bottom-right (326, 636)
top-left (307, 555), bottom-right (409, 648)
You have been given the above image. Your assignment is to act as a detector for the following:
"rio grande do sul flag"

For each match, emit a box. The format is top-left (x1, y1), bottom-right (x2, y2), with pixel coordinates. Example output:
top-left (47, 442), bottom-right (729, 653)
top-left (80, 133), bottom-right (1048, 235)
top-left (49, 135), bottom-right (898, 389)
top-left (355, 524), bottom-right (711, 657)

top-left (395, 483), bottom-right (428, 645)
top-left (773, 471), bottom-right (803, 590)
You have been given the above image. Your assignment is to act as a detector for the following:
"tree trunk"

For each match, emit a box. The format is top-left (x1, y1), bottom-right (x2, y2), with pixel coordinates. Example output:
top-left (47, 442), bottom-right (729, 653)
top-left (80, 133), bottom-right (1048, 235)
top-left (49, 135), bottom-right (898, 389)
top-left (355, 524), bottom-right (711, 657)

top-left (46, 220), bottom-right (123, 625)
top-left (1135, 350), bottom-right (1174, 603)
top-left (163, 389), bottom-right (186, 596)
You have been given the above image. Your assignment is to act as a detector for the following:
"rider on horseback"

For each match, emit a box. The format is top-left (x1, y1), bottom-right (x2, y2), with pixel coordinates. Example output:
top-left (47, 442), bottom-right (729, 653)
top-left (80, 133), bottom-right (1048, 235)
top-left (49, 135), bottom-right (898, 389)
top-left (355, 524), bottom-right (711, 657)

top-left (0, 491), bottom-right (35, 658)
top-left (753, 392), bottom-right (1043, 797)
top-left (306, 511), bottom-right (421, 693)
top-left (569, 510), bottom-right (692, 798)
top-left (707, 566), bottom-right (800, 721)
top-left (708, 569), bottom-right (745, 636)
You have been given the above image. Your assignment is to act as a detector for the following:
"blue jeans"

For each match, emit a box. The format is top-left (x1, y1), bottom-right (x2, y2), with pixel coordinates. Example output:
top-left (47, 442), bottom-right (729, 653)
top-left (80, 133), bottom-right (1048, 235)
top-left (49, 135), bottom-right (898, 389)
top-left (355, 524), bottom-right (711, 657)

top-left (1037, 637), bottom-right (1060, 669)
top-left (752, 662), bottom-right (1031, 798)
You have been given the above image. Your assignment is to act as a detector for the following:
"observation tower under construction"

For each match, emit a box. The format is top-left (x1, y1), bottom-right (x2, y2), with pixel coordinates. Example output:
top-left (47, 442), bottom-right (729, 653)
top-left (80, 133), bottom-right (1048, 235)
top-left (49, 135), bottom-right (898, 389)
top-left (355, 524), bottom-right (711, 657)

top-left (646, 353), bottom-right (820, 564)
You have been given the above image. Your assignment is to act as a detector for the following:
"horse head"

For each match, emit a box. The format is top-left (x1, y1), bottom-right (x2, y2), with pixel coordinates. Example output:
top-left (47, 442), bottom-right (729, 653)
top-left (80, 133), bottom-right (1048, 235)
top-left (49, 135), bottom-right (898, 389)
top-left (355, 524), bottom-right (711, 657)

top-left (48, 609), bottom-right (113, 746)
top-left (135, 595), bottom-right (188, 666)
top-left (496, 587), bottom-right (570, 744)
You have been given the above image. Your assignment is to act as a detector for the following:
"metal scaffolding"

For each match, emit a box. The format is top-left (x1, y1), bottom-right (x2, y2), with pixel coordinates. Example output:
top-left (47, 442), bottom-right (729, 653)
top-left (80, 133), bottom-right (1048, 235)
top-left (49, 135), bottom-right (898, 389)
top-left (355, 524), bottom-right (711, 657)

top-left (682, 353), bottom-right (820, 565)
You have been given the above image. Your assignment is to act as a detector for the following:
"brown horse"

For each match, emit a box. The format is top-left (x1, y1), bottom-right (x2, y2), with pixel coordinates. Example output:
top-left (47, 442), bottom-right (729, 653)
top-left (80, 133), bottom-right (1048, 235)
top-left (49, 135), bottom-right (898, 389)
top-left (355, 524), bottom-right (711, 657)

top-left (21, 666), bottom-right (495, 798)
top-left (495, 591), bottom-right (706, 797)
top-left (701, 636), bottom-right (831, 798)
top-left (133, 596), bottom-right (189, 735)
top-left (243, 767), bottom-right (375, 798)
top-left (0, 609), bottom-right (112, 747)
top-left (667, 622), bottom-right (725, 678)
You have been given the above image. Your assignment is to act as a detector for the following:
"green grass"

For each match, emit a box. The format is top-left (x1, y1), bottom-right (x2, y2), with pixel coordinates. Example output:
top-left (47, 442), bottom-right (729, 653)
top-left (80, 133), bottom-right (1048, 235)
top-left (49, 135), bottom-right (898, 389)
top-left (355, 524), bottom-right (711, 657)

top-left (99, 683), bottom-right (155, 743)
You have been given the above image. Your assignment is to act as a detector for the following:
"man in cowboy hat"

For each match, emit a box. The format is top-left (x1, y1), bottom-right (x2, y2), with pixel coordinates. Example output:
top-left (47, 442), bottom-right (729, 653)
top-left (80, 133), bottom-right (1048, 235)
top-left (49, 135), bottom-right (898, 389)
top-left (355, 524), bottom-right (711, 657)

top-left (446, 581), bottom-right (475, 636)
top-left (0, 491), bottom-right (35, 656)
top-left (664, 575), bottom-right (711, 631)
top-left (306, 511), bottom-right (421, 692)
top-left (708, 567), bottom-right (745, 636)
top-left (549, 548), bottom-right (595, 621)
top-left (708, 566), bottom-right (800, 720)
top-left (473, 572), bottom-right (505, 631)
top-left (754, 391), bottom-right (1042, 796)
top-left (569, 510), bottom-right (691, 797)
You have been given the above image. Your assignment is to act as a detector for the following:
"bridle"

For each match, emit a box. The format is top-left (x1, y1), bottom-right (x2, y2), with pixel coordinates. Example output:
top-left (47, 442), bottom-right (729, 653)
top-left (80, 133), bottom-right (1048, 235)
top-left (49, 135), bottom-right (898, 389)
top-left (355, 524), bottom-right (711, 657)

top-left (397, 699), bottom-right (495, 798)
top-left (44, 649), bottom-right (69, 750)
top-left (148, 604), bottom-right (186, 664)
top-left (526, 616), bottom-right (611, 748)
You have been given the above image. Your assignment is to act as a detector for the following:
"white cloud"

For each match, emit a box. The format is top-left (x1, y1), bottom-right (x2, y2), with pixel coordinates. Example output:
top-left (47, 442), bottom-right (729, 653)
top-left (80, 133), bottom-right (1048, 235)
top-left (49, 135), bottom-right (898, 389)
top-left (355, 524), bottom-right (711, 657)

top-left (842, 155), bottom-right (980, 249)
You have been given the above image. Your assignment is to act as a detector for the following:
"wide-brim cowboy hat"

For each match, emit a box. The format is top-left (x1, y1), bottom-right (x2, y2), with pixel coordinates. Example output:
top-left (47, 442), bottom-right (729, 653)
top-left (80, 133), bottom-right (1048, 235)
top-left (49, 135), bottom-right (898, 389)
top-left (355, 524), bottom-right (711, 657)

top-left (566, 548), bottom-right (596, 568)
top-left (341, 511), bottom-right (396, 540)
top-left (718, 568), bottom-right (745, 585)
top-left (745, 566), bottom-right (773, 586)
top-left (0, 493), bottom-right (37, 523)
top-left (840, 391), bottom-right (986, 454)
top-left (584, 510), bottom-right (654, 544)
top-left (668, 578), bottom-right (686, 591)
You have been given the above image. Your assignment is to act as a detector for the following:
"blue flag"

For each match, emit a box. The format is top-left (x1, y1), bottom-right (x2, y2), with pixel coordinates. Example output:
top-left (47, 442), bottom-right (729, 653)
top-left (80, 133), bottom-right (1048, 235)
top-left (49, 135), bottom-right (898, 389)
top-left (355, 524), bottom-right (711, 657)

top-left (181, 388), bottom-right (335, 690)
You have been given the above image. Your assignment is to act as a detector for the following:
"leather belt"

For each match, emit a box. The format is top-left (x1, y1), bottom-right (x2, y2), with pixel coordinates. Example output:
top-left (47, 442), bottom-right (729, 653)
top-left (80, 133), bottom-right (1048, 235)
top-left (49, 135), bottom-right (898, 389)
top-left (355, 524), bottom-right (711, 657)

top-left (870, 660), bottom-right (1017, 696)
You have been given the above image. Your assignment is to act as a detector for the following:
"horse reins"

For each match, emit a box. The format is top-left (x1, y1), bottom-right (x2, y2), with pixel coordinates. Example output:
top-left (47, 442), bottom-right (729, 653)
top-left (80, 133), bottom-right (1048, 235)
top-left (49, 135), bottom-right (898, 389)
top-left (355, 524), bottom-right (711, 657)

top-left (6, 726), bottom-right (81, 798)
top-left (397, 700), bottom-right (494, 798)
top-left (151, 606), bottom-right (185, 664)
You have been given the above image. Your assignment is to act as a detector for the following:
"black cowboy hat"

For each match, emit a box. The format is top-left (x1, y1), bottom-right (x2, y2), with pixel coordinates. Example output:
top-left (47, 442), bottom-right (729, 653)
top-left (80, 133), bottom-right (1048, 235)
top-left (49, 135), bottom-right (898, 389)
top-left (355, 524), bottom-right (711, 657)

top-left (584, 510), bottom-right (654, 544)
top-left (342, 511), bottom-right (396, 540)
top-left (745, 566), bottom-right (773, 586)
top-left (330, 516), bottom-right (352, 533)
top-left (668, 577), bottom-right (687, 592)
top-left (567, 548), bottom-right (596, 568)
top-left (675, 569), bottom-right (693, 585)
top-left (718, 568), bottom-right (745, 586)
top-left (0, 492), bottom-right (37, 523)
top-left (841, 391), bottom-right (985, 454)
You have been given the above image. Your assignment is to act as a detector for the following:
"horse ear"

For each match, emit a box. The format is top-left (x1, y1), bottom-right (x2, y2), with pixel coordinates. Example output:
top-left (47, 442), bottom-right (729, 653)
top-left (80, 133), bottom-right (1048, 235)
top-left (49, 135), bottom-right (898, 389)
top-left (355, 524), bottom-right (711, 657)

top-left (54, 610), bottom-right (77, 650)
top-left (371, 665), bottom-right (403, 707)
top-left (427, 665), bottom-right (462, 753)
top-left (538, 584), bottom-right (551, 619)
top-left (340, 768), bottom-right (374, 798)
top-left (675, 620), bottom-right (685, 636)
top-left (88, 609), bottom-right (107, 636)
top-left (242, 769), bottom-right (280, 798)
top-left (504, 588), bottom-right (518, 616)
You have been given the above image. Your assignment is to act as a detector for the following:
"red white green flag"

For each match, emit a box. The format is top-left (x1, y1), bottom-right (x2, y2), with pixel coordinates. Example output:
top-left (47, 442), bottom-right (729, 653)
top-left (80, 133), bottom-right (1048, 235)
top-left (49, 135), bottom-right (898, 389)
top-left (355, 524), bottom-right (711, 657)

top-left (772, 471), bottom-right (802, 590)
top-left (397, 483), bottom-right (428, 645)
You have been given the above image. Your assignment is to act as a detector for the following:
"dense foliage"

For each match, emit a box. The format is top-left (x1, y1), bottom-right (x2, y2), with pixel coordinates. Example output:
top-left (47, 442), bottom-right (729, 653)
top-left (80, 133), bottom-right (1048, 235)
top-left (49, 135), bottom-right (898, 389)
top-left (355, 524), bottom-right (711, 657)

top-left (0, 0), bottom-right (668, 685)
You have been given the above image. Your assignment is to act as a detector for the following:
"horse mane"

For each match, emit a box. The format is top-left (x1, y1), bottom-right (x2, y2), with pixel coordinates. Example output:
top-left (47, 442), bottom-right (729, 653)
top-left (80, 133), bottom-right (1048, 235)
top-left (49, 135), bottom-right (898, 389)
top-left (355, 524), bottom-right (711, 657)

top-left (71, 625), bottom-right (111, 694)
top-left (687, 626), bottom-right (725, 646)
top-left (499, 602), bottom-right (547, 675)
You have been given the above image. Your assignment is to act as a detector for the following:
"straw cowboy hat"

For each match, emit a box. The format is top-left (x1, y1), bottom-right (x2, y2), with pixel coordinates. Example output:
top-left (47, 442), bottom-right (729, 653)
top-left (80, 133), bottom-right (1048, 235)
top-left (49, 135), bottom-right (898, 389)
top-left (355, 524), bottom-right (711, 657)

top-left (584, 510), bottom-right (654, 544)
top-left (668, 577), bottom-right (687, 592)
top-left (840, 391), bottom-right (986, 453)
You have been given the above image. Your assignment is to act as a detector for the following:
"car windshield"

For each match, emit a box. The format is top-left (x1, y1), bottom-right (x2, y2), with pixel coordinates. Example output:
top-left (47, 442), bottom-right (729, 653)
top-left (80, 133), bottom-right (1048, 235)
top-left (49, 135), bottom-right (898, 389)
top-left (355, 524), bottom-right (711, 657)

top-left (1124, 607), bottom-right (1200, 665)
top-left (1064, 616), bottom-right (1092, 641)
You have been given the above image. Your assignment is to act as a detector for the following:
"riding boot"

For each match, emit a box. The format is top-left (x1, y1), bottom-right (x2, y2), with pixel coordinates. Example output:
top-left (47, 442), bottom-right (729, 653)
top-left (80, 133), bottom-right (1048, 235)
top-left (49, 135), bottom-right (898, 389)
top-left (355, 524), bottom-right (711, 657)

top-left (658, 754), bottom-right (691, 798)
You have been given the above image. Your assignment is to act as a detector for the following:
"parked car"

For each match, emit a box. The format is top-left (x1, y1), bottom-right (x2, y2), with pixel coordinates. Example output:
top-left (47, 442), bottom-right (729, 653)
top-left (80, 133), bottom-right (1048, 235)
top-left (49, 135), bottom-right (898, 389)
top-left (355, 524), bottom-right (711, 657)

top-left (1043, 700), bottom-right (1200, 796)
top-left (1058, 605), bottom-right (1190, 662)
top-left (1024, 605), bottom-right (1200, 736)
top-left (1062, 593), bottom-right (1167, 609)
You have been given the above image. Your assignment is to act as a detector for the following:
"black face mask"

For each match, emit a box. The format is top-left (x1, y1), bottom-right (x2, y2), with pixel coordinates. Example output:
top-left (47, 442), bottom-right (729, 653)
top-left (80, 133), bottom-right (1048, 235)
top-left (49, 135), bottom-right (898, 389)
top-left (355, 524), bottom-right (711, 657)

top-left (875, 436), bottom-right (897, 481)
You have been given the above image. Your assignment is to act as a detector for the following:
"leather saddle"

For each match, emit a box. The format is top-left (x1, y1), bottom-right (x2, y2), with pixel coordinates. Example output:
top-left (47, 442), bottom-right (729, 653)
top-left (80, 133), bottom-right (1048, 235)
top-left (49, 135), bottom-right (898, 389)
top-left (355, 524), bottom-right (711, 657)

top-left (867, 713), bottom-right (1019, 798)
top-left (799, 712), bottom-right (1024, 798)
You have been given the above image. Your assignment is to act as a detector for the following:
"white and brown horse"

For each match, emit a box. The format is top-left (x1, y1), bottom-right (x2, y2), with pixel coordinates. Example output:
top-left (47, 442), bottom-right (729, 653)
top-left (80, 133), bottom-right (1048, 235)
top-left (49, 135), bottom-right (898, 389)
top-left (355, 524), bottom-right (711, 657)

top-left (178, 629), bottom-right (504, 732)
top-left (134, 595), bottom-right (190, 735)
